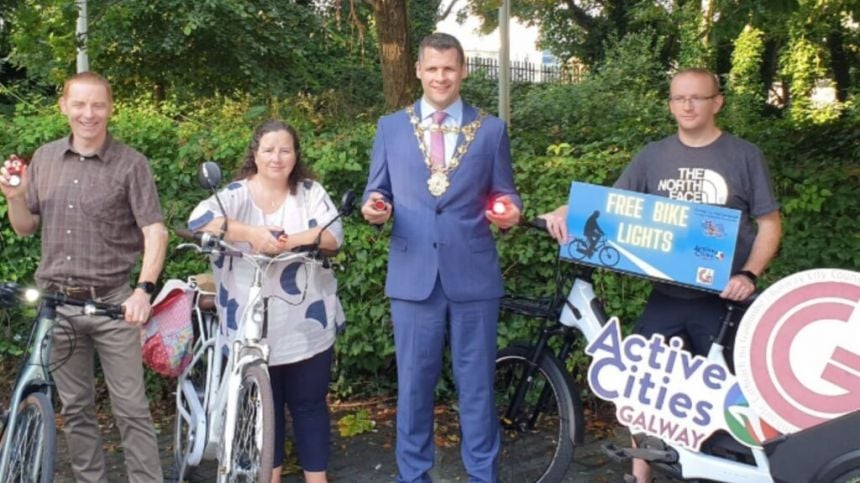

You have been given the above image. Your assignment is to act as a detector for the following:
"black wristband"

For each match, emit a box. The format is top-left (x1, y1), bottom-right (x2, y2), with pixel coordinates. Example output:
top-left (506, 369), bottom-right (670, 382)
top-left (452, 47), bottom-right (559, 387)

top-left (735, 270), bottom-right (758, 284)
top-left (136, 281), bottom-right (156, 295)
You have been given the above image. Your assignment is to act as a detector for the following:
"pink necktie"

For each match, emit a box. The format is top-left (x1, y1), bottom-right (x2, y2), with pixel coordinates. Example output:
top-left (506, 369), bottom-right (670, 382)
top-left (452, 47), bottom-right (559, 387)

top-left (430, 111), bottom-right (447, 169)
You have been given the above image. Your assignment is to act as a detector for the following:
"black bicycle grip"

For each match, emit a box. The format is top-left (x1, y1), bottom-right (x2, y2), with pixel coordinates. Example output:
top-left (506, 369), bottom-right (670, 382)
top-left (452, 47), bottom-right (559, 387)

top-left (527, 217), bottom-right (548, 230)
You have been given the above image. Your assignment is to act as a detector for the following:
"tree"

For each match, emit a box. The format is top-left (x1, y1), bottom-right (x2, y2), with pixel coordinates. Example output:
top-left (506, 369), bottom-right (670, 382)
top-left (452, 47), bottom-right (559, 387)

top-left (460, 0), bottom-right (677, 67)
top-left (369, 0), bottom-right (414, 108)
top-left (330, 0), bottom-right (440, 110)
top-left (6, 0), bottom-right (381, 101)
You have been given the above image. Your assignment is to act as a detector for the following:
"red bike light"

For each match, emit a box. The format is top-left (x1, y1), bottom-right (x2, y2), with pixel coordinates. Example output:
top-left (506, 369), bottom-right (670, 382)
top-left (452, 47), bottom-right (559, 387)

top-left (7, 155), bottom-right (24, 187)
top-left (492, 200), bottom-right (506, 215)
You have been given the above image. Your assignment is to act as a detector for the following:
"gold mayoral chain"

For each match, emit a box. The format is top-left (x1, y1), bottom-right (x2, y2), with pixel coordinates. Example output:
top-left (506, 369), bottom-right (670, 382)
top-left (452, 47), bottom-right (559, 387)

top-left (406, 106), bottom-right (486, 196)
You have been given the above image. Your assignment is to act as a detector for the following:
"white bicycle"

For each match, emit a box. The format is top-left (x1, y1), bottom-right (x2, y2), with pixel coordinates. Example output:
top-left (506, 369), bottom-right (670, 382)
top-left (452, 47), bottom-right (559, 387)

top-left (173, 161), bottom-right (354, 483)
top-left (172, 230), bottom-right (324, 482)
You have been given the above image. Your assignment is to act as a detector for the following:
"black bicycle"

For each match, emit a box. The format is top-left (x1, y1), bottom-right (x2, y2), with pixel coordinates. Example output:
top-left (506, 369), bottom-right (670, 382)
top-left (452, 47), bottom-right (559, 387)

top-left (495, 219), bottom-right (610, 482)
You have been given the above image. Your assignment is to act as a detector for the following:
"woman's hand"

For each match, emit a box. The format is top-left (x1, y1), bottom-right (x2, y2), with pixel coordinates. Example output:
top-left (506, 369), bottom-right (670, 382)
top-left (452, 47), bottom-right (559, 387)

top-left (247, 225), bottom-right (289, 255)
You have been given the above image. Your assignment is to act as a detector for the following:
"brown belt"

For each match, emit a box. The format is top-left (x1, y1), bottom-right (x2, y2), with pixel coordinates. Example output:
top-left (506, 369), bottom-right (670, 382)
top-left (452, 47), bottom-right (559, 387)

top-left (49, 284), bottom-right (115, 300)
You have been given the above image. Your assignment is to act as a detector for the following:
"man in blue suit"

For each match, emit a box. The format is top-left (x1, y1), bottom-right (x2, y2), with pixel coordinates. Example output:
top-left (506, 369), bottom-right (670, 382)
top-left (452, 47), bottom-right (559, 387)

top-left (361, 32), bottom-right (521, 482)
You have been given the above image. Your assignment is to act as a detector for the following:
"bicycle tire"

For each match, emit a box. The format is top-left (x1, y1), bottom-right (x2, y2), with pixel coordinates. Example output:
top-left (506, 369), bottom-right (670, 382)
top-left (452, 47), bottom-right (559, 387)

top-left (565, 239), bottom-right (589, 261)
top-left (222, 362), bottom-right (274, 483)
top-left (0, 392), bottom-right (56, 483)
top-left (495, 345), bottom-right (584, 482)
top-left (599, 245), bottom-right (621, 267)
top-left (832, 468), bottom-right (860, 483)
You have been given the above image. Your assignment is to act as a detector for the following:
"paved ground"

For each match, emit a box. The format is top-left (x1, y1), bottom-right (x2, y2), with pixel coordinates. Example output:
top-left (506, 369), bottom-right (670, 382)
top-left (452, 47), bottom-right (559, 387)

top-left (52, 402), bottom-right (651, 482)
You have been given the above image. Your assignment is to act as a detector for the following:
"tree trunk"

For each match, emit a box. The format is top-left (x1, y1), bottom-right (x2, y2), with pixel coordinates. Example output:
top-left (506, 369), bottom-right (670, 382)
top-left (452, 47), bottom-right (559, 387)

top-left (371, 0), bottom-right (415, 110)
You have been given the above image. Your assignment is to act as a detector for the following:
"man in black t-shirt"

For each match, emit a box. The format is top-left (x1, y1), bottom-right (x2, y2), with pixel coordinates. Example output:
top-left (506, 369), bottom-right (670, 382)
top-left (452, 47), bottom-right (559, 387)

top-left (541, 68), bottom-right (782, 483)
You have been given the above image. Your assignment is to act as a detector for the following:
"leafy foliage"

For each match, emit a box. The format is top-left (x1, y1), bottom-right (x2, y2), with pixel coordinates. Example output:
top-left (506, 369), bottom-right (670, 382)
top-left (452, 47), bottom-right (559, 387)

top-left (6, 0), bottom-right (383, 104)
top-left (337, 408), bottom-right (376, 436)
top-left (725, 25), bottom-right (768, 135)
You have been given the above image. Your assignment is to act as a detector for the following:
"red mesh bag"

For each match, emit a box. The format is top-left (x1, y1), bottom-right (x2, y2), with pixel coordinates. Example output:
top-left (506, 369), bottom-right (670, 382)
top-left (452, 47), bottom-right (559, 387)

top-left (141, 281), bottom-right (194, 377)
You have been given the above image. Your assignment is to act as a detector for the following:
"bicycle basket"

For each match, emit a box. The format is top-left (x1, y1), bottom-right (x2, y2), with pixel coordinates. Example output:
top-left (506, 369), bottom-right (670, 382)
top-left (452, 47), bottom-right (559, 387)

top-left (141, 280), bottom-right (194, 377)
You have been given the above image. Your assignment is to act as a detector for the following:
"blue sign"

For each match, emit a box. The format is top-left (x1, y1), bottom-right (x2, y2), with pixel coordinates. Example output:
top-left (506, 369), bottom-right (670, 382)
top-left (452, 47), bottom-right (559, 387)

top-left (562, 182), bottom-right (741, 292)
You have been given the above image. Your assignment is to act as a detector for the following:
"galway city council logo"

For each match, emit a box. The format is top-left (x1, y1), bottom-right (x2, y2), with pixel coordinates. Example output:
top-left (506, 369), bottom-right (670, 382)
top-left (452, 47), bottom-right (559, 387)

top-left (734, 269), bottom-right (860, 434)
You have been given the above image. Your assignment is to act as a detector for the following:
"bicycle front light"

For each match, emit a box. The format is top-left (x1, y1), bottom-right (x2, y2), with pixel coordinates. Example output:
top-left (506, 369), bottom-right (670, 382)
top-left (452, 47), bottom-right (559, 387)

top-left (24, 288), bottom-right (41, 303)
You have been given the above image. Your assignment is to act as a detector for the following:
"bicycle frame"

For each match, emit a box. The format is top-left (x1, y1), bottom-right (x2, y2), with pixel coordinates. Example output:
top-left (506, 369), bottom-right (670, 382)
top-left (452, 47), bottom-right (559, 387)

top-left (500, 257), bottom-right (606, 448)
top-left (0, 304), bottom-right (55, 478)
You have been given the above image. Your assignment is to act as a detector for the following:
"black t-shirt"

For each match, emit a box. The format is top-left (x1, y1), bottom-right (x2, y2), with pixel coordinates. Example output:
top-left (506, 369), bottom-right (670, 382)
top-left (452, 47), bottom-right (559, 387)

top-left (614, 133), bottom-right (779, 298)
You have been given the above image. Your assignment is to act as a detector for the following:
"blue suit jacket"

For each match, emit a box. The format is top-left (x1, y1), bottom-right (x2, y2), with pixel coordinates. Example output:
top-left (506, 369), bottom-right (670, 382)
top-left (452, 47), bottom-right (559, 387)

top-left (364, 101), bottom-right (522, 303)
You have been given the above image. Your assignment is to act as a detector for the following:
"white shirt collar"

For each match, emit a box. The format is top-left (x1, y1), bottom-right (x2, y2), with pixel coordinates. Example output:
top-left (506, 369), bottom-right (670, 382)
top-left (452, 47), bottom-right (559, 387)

top-left (420, 97), bottom-right (463, 125)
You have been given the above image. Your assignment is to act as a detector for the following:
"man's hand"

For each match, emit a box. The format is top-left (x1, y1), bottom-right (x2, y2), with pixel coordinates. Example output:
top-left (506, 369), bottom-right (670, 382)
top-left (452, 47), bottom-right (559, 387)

top-left (539, 205), bottom-right (569, 244)
top-left (361, 192), bottom-right (391, 225)
top-left (0, 156), bottom-right (27, 199)
top-left (122, 289), bottom-right (153, 326)
top-left (720, 274), bottom-right (756, 301)
top-left (485, 195), bottom-right (521, 229)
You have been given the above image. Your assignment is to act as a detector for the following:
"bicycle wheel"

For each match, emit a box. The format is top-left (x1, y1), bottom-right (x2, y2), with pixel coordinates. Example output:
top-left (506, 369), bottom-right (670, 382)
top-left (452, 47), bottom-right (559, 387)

top-left (495, 345), bottom-right (583, 482)
top-left (565, 239), bottom-right (589, 261)
top-left (599, 245), bottom-right (621, 267)
top-left (224, 362), bottom-right (274, 483)
top-left (0, 392), bottom-right (56, 483)
top-left (174, 342), bottom-right (213, 480)
top-left (832, 468), bottom-right (860, 483)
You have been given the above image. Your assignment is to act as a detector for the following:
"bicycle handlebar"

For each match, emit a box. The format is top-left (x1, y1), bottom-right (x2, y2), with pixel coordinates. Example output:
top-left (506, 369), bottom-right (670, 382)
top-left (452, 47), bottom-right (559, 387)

top-left (175, 228), bottom-right (327, 266)
top-left (0, 282), bottom-right (125, 318)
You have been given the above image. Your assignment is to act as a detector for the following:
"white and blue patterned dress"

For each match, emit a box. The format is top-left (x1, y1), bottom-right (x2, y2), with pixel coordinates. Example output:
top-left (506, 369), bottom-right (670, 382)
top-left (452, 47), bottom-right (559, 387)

top-left (188, 178), bottom-right (345, 366)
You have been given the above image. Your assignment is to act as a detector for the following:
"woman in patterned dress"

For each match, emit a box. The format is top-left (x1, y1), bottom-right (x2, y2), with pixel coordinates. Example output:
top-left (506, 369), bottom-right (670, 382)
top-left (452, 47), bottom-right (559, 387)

top-left (188, 120), bottom-right (344, 483)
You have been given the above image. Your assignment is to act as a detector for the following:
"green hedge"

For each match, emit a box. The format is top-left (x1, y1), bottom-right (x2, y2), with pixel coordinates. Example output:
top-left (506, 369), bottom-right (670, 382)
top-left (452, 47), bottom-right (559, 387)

top-left (1, 87), bottom-right (858, 398)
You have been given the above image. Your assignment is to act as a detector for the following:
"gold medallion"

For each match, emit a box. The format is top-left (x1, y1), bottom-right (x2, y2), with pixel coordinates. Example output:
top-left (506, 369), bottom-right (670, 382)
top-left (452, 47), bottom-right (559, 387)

top-left (427, 172), bottom-right (450, 197)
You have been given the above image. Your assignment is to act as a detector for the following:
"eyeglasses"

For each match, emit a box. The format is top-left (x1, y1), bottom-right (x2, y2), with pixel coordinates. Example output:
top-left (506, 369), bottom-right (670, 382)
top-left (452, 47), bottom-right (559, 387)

top-left (668, 94), bottom-right (719, 105)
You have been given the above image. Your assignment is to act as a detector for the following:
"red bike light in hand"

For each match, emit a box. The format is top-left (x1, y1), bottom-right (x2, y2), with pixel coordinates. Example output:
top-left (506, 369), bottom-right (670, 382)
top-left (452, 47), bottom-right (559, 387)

top-left (7, 155), bottom-right (24, 187)
top-left (373, 199), bottom-right (387, 211)
top-left (492, 200), bottom-right (506, 215)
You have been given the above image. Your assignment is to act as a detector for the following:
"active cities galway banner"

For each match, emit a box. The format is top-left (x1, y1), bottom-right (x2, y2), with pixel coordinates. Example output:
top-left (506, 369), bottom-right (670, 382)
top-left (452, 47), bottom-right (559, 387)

top-left (562, 182), bottom-right (741, 292)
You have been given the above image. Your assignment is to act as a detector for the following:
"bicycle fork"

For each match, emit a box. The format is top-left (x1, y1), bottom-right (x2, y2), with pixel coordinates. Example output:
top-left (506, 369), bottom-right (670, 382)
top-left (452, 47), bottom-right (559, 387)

top-left (218, 285), bottom-right (269, 478)
top-left (502, 330), bottom-right (555, 430)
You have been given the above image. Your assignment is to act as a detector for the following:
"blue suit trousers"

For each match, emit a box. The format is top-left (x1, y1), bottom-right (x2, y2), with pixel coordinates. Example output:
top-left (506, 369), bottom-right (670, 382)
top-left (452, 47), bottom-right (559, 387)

top-left (391, 277), bottom-right (501, 483)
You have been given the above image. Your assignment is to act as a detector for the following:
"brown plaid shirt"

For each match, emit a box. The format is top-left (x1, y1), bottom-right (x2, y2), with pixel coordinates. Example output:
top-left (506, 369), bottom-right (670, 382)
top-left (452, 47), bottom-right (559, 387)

top-left (26, 134), bottom-right (163, 289)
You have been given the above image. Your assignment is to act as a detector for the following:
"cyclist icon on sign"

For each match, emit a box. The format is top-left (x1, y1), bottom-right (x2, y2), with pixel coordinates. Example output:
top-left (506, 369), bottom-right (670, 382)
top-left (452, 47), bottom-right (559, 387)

top-left (565, 210), bottom-right (620, 267)
top-left (584, 210), bottom-right (604, 253)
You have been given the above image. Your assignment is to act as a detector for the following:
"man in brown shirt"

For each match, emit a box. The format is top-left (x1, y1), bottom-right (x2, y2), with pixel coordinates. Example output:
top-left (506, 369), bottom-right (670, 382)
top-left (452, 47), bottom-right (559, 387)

top-left (0, 72), bottom-right (167, 482)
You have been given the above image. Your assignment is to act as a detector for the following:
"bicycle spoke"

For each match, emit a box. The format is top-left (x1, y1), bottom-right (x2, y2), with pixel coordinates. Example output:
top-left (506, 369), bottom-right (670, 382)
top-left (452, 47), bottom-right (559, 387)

top-left (7, 400), bottom-right (46, 483)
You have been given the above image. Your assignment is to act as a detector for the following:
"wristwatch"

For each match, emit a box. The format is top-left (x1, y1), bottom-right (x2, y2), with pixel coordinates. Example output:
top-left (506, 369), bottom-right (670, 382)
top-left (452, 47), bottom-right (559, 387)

top-left (735, 270), bottom-right (758, 284)
top-left (136, 281), bottom-right (156, 296)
